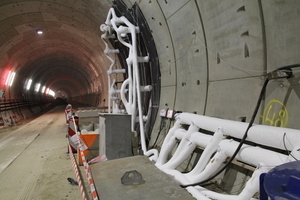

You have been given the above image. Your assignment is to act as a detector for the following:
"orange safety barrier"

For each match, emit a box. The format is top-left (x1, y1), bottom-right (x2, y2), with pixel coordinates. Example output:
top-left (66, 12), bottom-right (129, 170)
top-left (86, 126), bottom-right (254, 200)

top-left (77, 134), bottom-right (99, 165)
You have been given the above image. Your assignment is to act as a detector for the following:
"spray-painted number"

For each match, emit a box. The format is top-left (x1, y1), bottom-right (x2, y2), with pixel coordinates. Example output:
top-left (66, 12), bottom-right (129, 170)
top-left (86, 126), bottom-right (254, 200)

top-left (262, 99), bottom-right (288, 127)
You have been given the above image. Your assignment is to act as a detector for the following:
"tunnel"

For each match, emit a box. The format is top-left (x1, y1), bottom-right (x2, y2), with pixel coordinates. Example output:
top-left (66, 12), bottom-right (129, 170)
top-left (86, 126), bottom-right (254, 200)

top-left (1, 0), bottom-right (300, 200)
top-left (1, 0), bottom-right (300, 130)
top-left (1, 0), bottom-right (300, 128)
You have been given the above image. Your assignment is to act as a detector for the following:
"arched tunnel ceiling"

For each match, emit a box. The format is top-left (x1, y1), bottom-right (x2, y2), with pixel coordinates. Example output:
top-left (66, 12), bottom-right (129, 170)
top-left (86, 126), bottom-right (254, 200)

top-left (0, 0), bottom-right (112, 103)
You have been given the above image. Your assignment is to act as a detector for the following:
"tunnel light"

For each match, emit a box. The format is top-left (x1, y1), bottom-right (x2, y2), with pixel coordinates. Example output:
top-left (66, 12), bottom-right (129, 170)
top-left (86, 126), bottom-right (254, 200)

top-left (45, 88), bottom-right (49, 94)
top-left (10, 72), bottom-right (16, 86)
top-left (26, 79), bottom-right (32, 90)
top-left (5, 71), bottom-right (16, 86)
top-left (35, 83), bottom-right (41, 92)
top-left (48, 90), bottom-right (55, 97)
top-left (41, 86), bottom-right (46, 93)
top-left (36, 29), bottom-right (43, 34)
top-left (4, 71), bottom-right (11, 85)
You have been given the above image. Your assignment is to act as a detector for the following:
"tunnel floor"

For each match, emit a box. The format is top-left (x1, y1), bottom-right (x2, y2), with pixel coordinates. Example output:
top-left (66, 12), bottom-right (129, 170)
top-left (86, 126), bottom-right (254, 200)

top-left (0, 105), bottom-right (86, 200)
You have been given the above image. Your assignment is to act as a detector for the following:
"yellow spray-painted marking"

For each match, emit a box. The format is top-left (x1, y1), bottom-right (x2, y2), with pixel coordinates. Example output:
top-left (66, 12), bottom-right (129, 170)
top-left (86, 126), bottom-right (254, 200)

top-left (261, 99), bottom-right (288, 127)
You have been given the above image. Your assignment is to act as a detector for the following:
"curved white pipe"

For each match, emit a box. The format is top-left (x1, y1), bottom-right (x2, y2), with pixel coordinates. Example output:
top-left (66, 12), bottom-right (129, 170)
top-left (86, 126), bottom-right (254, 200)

top-left (164, 145), bottom-right (228, 186)
top-left (191, 166), bottom-right (267, 200)
top-left (144, 149), bottom-right (158, 161)
top-left (185, 186), bottom-right (211, 200)
top-left (155, 121), bottom-right (186, 166)
top-left (155, 128), bottom-right (187, 167)
top-left (187, 127), bottom-right (224, 176)
top-left (175, 139), bottom-right (287, 186)
top-left (159, 124), bottom-right (199, 170)
top-left (159, 126), bottom-right (224, 172)
top-left (147, 112), bottom-right (300, 199)
top-left (160, 138), bottom-right (287, 187)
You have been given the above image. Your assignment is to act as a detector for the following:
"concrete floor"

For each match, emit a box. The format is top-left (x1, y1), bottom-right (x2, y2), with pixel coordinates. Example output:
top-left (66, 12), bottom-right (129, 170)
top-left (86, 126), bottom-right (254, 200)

top-left (0, 106), bottom-right (84, 200)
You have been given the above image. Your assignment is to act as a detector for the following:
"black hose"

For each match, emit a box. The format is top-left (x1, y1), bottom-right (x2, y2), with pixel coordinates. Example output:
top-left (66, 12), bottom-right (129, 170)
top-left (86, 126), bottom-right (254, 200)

top-left (181, 78), bottom-right (270, 188)
top-left (149, 117), bottom-right (166, 149)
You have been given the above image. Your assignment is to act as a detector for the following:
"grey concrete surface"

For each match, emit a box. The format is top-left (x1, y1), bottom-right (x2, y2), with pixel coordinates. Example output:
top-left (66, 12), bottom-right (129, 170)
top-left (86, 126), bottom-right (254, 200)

top-left (0, 106), bottom-right (84, 200)
top-left (90, 155), bottom-right (195, 200)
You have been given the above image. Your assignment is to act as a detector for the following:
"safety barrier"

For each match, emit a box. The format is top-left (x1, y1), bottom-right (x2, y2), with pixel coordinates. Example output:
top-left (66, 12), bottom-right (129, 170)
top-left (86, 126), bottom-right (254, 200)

top-left (147, 113), bottom-right (300, 200)
top-left (0, 99), bottom-right (53, 127)
top-left (0, 99), bottom-right (52, 111)
top-left (78, 144), bottom-right (99, 200)
top-left (68, 116), bottom-right (99, 200)
top-left (0, 116), bottom-right (18, 126)
top-left (68, 145), bottom-right (88, 200)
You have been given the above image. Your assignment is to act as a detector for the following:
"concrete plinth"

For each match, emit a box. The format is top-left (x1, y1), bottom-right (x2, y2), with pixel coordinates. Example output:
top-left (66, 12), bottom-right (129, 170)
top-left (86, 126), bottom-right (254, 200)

top-left (90, 156), bottom-right (195, 200)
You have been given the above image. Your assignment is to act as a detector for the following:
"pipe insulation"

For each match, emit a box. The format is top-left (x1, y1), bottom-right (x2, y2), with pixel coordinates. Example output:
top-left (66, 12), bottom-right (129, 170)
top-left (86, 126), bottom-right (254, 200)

top-left (176, 113), bottom-right (300, 151)
top-left (187, 166), bottom-right (267, 200)
top-left (162, 139), bottom-right (288, 186)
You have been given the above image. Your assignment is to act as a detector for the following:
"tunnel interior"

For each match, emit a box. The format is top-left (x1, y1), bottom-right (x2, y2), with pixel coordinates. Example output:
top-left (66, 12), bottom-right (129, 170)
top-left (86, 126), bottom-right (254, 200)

top-left (1, 0), bottom-right (300, 130)
top-left (1, 1), bottom-right (300, 200)
top-left (0, 0), bottom-right (113, 106)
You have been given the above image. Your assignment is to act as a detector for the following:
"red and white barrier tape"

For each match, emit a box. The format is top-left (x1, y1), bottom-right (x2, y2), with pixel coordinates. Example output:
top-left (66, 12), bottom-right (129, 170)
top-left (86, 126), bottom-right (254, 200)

top-left (68, 145), bottom-right (87, 200)
top-left (77, 142), bottom-right (99, 200)
top-left (70, 116), bottom-right (99, 200)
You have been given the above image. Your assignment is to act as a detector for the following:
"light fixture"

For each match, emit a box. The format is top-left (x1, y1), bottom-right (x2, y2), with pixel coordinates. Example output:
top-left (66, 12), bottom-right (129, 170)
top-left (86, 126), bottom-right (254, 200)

top-left (35, 83), bottom-right (41, 92)
top-left (41, 86), bottom-right (46, 93)
top-left (5, 71), bottom-right (16, 86)
top-left (36, 29), bottom-right (43, 34)
top-left (48, 89), bottom-right (55, 97)
top-left (26, 79), bottom-right (32, 90)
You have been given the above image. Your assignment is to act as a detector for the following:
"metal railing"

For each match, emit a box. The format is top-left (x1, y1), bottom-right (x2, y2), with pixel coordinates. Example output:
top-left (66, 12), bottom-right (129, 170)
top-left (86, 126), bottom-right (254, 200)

top-left (0, 99), bottom-right (53, 112)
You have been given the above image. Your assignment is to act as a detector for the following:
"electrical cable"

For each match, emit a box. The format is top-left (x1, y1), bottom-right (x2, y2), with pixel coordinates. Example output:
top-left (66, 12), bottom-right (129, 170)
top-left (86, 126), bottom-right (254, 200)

top-left (181, 64), bottom-right (300, 188)
top-left (283, 132), bottom-right (298, 161)
top-left (149, 117), bottom-right (166, 149)
top-left (181, 77), bottom-right (270, 187)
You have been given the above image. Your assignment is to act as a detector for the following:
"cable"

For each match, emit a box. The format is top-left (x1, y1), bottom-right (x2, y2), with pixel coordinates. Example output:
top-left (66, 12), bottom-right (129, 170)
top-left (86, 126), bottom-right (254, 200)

top-left (283, 132), bottom-right (298, 161)
top-left (149, 117), bottom-right (166, 149)
top-left (182, 64), bottom-right (300, 188)
top-left (181, 77), bottom-right (270, 187)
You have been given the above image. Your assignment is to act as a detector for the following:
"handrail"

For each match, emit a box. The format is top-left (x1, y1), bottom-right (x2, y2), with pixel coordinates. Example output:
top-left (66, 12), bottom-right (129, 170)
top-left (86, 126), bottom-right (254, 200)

top-left (0, 99), bottom-right (53, 112)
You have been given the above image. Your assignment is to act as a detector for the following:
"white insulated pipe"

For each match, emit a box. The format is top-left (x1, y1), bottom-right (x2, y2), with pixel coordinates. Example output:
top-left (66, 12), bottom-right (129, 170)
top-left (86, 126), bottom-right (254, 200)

top-left (188, 166), bottom-right (267, 200)
top-left (103, 8), bottom-right (151, 154)
top-left (176, 113), bottom-right (300, 151)
top-left (155, 121), bottom-right (186, 166)
top-left (186, 127), bottom-right (224, 176)
top-left (159, 126), bottom-right (224, 172)
top-left (159, 124), bottom-right (199, 170)
top-left (164, 139), bottom-right (287, 186)
top-left (185, 186), bottom-right (212, 200)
